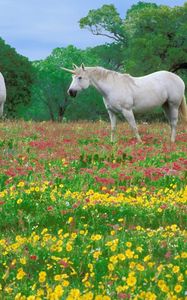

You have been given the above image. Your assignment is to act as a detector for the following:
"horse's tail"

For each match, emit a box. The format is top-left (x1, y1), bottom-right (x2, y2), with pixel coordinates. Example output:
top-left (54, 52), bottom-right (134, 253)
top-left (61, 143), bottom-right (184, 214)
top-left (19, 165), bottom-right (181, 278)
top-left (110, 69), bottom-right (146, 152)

top-left (179, 95), bottom-right (187, 130)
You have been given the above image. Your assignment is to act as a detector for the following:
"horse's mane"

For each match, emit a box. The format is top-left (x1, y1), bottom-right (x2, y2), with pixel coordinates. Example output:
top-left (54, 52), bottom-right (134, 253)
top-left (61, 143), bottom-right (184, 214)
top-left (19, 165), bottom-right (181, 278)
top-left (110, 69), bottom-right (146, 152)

top-left (86, 67), bottom-right (136, 86)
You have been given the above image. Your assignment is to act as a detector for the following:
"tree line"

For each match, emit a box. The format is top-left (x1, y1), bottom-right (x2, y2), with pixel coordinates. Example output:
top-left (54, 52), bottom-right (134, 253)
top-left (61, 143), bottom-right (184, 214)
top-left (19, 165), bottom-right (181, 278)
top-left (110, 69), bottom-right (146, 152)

top-left (0, 1), bottom-right (187, 121)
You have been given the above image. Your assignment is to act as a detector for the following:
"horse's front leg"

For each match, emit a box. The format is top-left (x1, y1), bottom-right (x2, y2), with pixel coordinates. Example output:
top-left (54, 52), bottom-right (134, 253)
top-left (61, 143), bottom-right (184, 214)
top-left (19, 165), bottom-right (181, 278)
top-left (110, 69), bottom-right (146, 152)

top-left (121, 108), bottom-right (142, 142)
top-left (107, 110), bottom-right (117, 143)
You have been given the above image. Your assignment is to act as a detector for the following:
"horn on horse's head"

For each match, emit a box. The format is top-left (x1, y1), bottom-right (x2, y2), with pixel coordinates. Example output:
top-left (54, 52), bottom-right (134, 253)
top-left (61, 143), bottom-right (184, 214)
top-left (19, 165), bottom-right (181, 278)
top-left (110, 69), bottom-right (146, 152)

top-left (61, 67), bottom-right (76, 74)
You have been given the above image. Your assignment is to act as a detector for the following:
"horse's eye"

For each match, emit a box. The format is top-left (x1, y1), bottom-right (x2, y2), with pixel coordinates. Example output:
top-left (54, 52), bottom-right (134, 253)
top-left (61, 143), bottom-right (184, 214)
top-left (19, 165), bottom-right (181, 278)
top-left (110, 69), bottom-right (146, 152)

top-left (78, 76), bottom-right (82, 80)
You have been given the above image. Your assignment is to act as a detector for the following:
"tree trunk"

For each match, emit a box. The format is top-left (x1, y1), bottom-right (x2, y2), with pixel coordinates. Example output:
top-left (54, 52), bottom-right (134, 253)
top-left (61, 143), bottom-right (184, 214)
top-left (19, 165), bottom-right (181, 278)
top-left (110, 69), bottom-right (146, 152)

top-left (58, 97), bottom-right (69, 122)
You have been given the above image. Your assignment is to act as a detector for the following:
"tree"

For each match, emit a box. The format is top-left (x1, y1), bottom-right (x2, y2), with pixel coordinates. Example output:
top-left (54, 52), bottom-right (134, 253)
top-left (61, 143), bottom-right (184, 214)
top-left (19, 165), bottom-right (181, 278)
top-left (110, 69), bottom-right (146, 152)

top-left (79, 2), bottom-right (187, 76)
top-left (79, 4), bottom-right (127, 44)
top-left (0, 37), bottom-right (34, 117)
top-left (124, 2), bottom-right (187, 75)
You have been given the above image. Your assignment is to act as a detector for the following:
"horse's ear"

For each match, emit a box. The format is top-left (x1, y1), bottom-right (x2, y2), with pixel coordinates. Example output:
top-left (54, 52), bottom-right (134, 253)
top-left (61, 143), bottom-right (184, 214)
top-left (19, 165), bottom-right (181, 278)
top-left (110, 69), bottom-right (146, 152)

top-left (81, 63), bottom-right (85, 71)
top-left (72, 63), bottom-right (78, 69)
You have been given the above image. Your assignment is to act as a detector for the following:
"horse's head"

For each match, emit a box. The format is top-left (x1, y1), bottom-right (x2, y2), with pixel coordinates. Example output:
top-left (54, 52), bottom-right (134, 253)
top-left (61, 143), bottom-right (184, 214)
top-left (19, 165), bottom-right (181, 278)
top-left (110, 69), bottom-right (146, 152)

top-left (62, 64), bottom-right (90, 98)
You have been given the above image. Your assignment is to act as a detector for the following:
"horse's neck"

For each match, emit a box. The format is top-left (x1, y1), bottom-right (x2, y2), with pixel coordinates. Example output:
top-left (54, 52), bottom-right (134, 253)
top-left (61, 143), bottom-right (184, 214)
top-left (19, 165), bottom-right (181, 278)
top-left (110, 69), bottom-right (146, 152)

top-left (87, 67), bottom-right (111, 97)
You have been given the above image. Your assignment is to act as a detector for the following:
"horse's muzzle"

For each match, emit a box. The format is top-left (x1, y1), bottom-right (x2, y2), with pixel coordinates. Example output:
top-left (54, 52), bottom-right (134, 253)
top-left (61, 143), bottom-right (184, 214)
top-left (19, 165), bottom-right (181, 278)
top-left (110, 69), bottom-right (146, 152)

top-left (68, 89), bottom-right (77, 97)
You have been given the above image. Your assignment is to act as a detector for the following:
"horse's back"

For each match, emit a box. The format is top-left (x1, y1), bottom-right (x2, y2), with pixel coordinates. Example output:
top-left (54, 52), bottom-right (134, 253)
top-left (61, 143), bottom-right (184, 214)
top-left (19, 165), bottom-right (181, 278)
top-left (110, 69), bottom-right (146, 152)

top-left (138, 71), bottom-right (184, 95)
top-left (132, 71), bottom-right (185, 112)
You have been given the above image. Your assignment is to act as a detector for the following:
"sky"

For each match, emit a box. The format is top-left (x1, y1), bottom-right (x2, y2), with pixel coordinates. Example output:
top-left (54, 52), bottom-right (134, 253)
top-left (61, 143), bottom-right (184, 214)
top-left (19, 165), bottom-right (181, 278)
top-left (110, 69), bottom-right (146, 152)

top-left (0, 0), bottom-right (186, 61)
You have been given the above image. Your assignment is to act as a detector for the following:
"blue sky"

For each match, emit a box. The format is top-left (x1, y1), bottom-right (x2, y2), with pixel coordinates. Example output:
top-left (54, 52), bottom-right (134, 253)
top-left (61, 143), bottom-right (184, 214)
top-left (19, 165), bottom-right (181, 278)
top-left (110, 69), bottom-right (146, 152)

top-left (0, 0), bottom-right (186, 61)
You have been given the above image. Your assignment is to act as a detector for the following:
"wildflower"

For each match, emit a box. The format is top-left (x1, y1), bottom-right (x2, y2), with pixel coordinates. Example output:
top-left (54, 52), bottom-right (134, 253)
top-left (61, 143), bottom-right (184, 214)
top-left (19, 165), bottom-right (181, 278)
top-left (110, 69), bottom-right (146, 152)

top-left (67, 288), bottom-right (80, 299)
top-left (62, 280), bottom-right (69, 287)
top-left (17, 181), bottom-right (25, 187)
top-left (136, 246), bottom-right (143, 253)
top-left (17, 198), bottom-right (23, 204)
top-left (20, 257), bottom-right (26, 265)
top-left (108, 263), bottom-right (114, 271)
top-left (68, 217), bottom-right (73, 224)
top-left (174, 284), bottom-right (182, 293)
top-left (66, 243), bottom-right (73, 252)
top-left (181, 252), bottom-right (187, 258)
top-left (91, 234), bottom-right (102, 241)
top-left (39, 271), bottom-right (46, 283)
top-left (172, 266), bottom-right (180, 273)
top-left (136, 264), bottom-right (145, 271)
top-left (16, 268), bottom-right (26, 280)
top-left (125, 249), bottom-right (134, 259)
top-left (54, 285), bottom-right (64, 297)
top-left (54, 275), bottom-right (61, 281)
top-left (126, 242), bottom-right (132, 248)
top-left (126, 275), bottom-right (137, 287)
top-left (93, 250), bottom-right (102, 259)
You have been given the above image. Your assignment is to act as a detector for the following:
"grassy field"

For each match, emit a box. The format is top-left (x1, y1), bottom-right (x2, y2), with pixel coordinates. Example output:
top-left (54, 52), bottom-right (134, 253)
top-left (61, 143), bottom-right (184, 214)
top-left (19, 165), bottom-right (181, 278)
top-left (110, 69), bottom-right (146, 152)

top-left (0, 120), bottom-right (187, 300)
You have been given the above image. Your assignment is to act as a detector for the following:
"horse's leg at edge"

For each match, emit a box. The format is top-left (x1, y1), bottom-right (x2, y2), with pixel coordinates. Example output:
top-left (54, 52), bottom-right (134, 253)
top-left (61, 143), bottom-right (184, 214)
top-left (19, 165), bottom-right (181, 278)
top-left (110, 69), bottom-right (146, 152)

top-left (107, 110), bottom-right (117, 143)
top-left (121, 108), bottom-right (142, 142)
top-left (0, 102), bottom-right (4, 118)
top-left (169, 105), bottom-right (179, 143)
top-left (163, 102), bottom-right (179, 143)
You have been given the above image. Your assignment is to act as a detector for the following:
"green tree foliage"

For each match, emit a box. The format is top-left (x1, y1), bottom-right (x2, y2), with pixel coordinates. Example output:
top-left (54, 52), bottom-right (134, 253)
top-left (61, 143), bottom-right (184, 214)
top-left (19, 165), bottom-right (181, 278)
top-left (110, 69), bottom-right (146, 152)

top-left (0, 37), bottom-right (34, 117)
top-left (80, 2), bottom-right (187, 76)
top-left (79, 4), bottom-right (127, 44)
top-left (124, 2), bottom-right (187, 75)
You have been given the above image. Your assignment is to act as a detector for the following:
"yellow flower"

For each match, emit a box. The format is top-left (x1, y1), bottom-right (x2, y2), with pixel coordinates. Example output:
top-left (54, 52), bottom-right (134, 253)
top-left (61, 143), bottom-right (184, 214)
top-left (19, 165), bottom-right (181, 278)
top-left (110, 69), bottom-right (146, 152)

top-left (158, 280), bottom-right (165, 288)
top-left (68, 217), bottom-right (73, 224)
top-left (81, 291), bottom-right (93, 300)
top-left (20, 257), bottom-right (26, 265)
top-left (66, 243), bottom-right (73, 252)
top-left (54, 275), bottom-right (61, 281)
top-left (16, 268), bottom-right (26, 280)
top-left (126, 275), bottom-right (137, 287)
top-left (118, 253), bottom-right (126, 261)
top-left (54, 285), bottom-right (64, 297)
top-left (136, 263), bottom-right (145, 271)
top-left (62, 280), bottom-right (69, 287)
top-left (17, 181), bottom-right (25, 187)
top-left (136, 246), bottom-right (143, 253)
top-left (108, 263), bottom-right (114, 271)
top-left (68, 288), bottom-right (80, 298)
top-left (17, 198), bottom-right (23, 204)
top-left (93, 250), bottom-right (102, 259)
top-left (91, 234), bottom-right (102, 241)
top-left (126, 242), bottom-right (132, 248)
top-left (173, 266), bottom-right (180, 273)
top-left (125, 249), bottom-right (134, 259)
top-left (39, 271), bottom-right (46, 283)
top-left (174, 284), bottom-right (182, 293)
top-left (181, 252), bottom-right (187, 258)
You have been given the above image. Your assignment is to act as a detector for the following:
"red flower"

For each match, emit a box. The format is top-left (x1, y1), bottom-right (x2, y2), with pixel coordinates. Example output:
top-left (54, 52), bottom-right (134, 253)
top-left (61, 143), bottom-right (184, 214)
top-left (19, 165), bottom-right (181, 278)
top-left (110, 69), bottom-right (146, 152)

top-left (47, 206), bottom-right (54, 211)
top-left (30, 255), bottom-right (37, 260)
top-left (58, 260), bottom-right (69, 267)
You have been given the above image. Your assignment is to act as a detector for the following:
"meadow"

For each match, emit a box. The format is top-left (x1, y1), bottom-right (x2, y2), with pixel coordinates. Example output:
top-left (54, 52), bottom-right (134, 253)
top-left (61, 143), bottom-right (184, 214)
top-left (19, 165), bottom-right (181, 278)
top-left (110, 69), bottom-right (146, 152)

top-left (0, 120), bottom-right (186, 300)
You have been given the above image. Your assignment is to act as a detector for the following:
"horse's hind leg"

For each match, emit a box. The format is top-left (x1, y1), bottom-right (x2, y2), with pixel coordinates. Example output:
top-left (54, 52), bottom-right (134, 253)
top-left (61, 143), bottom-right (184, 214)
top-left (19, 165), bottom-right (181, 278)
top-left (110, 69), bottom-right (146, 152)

top-left (0, 102), bottom-right (4, 118)
top-left (162, 102), bottom-right (179, 143)
top-left (121, 108), bottom-right (142, 142)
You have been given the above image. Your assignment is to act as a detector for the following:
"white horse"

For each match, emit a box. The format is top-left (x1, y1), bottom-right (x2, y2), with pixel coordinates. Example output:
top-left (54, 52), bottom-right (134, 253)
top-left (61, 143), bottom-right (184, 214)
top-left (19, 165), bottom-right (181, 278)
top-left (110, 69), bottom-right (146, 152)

top-left (62, 64), bottom-right (187, 143)
top-left (0, 72), bottom-right (6, 118)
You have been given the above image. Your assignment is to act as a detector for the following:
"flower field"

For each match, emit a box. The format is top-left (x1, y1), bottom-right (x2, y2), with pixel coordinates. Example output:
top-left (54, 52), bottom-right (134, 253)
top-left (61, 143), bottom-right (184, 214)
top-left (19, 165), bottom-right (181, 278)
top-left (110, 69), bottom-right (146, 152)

top-left (0, 120), bottom-right (187, 300)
